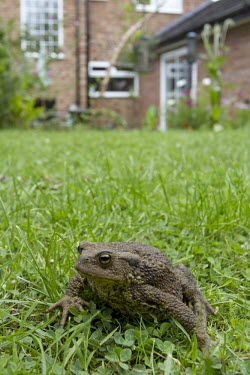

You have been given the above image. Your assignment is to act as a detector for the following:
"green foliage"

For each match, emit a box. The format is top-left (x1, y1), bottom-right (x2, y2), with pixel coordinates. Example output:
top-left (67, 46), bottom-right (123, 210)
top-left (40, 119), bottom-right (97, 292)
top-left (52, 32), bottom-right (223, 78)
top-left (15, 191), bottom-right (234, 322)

top-left (80, 108), bottom-right (128, 129)
top-left (143, 105), bottom-right (158, 130)
top-left (166, 20), bottom-right (250, 132)
top-left (221, 95), bottom-right (250, 129)
top-left (167, 96), bottom-right (210, 130)
top-left (201, 20), bottom-right (234, 126)
top-left (0, 129), bottom-right (250, 373)
top-left (117, 1), bottom-right (157, 72)
top-left (167, 93), bottom-right (250, 131)
top-left (232, 106), bottom-right (250, 128)
top-left (0, 20), bottom-right (42, 128)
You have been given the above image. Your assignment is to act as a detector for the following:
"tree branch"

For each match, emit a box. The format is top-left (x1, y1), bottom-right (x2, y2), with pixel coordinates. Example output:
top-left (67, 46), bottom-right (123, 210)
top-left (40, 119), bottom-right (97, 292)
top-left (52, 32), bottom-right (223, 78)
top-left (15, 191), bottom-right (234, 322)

top-left (99, 6), bottom-right (161, 96)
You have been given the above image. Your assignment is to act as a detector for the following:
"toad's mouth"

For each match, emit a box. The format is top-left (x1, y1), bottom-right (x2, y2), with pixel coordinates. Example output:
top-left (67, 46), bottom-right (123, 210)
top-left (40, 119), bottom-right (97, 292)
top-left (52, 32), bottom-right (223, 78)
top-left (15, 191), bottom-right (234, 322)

top-left (74, 260), bottom-right (122, 282)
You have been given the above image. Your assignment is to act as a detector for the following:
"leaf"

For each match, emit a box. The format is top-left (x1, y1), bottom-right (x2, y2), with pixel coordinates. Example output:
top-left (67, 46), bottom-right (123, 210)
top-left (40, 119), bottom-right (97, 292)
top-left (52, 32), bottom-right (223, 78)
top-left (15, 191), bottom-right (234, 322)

top-left (155, 339), bottom-right (174, 354)
top-left (119, 361), bottom-right (129, 370)
top-left (105, 352), bottom-right (119, 363)
top-left (113, 332), bottom-right (124, 345)
top-left (163, 354), bottom-right (173, 375)
top-left (241, 269), bottom-right (250, 281)
top-left (123, 329), bottom-right (135, 346)
top-left (120, 348), bottom-right (132, 362)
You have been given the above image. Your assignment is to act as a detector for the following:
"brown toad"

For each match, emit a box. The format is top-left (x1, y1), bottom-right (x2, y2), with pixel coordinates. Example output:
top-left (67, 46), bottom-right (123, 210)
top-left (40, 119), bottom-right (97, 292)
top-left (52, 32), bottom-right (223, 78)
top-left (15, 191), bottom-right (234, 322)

top-left (47, 242), bottom-right (216, 349)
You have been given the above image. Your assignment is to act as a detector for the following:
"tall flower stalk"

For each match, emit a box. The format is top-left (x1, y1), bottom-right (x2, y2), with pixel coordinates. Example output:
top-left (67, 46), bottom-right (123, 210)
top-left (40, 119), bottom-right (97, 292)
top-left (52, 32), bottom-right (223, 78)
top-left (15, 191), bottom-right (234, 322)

top-left (201, 19), bottom-right (234, 127)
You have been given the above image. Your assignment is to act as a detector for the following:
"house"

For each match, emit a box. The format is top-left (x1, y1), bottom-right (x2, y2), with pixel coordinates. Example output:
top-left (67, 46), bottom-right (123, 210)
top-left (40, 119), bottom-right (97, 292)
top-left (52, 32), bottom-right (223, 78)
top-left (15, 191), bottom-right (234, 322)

top-left (155, 0), bottom-right (250, 130)
top-left (0, 0), bottom-right (205, 126)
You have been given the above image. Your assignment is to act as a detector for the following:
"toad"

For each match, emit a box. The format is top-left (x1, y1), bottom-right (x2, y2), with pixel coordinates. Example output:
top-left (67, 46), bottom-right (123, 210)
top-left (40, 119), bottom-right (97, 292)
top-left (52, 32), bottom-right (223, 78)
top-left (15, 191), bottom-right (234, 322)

top-left (47, 242), bottom-right (216, 349)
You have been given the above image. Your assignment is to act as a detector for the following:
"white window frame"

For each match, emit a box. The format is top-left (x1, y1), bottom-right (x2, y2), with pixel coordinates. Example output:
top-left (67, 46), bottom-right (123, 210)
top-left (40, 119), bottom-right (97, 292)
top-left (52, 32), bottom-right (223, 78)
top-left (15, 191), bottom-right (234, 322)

top-left (20, 0), bottom-right (64, 59)
top-left (134, 0), bottom-right (183, 14)
top-left (159, 47), bottom-right (198, 131)
top-left (88, 61), bottom-right (139, 99)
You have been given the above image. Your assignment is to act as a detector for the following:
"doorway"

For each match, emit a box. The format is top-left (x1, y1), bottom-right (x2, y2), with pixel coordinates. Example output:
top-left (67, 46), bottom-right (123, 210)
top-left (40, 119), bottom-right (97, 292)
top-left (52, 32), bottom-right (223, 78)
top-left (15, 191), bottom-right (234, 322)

top-left (159, 47), bottom-right (197, 131)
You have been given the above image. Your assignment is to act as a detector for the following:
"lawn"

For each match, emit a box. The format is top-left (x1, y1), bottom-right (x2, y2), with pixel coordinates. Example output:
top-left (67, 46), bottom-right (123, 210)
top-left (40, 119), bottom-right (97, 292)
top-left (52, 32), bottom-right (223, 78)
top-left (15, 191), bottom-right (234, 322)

top-left (0, 128), bottom-right (249, 374)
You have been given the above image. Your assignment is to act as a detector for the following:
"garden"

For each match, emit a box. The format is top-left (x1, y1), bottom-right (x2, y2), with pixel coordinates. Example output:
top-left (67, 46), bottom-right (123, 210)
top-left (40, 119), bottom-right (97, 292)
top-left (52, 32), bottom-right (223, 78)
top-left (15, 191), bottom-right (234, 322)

top-left (0, 13), bottom-right (250, 375)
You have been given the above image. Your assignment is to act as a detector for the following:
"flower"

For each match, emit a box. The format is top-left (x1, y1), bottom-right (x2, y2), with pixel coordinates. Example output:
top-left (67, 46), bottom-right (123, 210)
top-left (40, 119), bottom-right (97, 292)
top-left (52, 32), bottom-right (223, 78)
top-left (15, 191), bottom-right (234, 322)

top-left (234, 102), bottom-right (249, 110)
top-left (167, 99), bottom-right (176, 106)
top-left (213, 123), bottom-right (224, 132)
top-left (185, 98), bottom-right (194, 107)
top-left (202, 77), bottom-right (211, 86)
top-left (176, 79), bottom-right (187, 88)
top-left (221, 98), bottom-right (230, 105)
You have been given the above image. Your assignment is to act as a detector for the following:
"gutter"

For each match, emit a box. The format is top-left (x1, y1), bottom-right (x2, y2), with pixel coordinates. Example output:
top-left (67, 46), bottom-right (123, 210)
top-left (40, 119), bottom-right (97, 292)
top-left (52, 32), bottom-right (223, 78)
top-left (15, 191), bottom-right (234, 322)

top-left (156, 0), bottom-right (250, 47)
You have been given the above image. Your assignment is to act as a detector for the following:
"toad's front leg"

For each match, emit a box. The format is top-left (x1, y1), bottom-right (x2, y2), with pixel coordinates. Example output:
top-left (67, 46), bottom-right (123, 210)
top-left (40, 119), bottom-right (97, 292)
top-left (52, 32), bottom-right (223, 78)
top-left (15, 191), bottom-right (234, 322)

top-left (46, 274), bottom-right (89, 327)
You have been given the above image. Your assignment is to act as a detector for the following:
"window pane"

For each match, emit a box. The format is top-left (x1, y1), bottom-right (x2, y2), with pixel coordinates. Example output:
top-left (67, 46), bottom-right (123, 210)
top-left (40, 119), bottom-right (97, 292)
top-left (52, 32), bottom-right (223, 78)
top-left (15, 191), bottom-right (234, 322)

top-left (22, 0), bottom-right (62, 54)
top-left (109, 78), bottom-right (134, 92)
top-left (88, 62), bottom-right (138, 97)
top-left (89, 77), bottom-right (134, 93)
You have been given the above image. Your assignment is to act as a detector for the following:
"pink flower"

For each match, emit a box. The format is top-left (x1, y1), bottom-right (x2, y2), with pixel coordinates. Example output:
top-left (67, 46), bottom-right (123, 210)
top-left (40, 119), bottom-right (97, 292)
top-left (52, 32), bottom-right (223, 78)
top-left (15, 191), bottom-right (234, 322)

top-left (234, 102), bottom-right (249, 110)
top-left (222, 98), bottom-right (230, 105)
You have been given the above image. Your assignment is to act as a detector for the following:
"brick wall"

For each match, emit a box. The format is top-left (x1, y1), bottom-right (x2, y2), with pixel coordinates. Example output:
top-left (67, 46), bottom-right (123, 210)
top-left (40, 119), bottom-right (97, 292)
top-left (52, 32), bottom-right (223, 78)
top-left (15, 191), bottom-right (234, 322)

top-left (89, 0), bottom-right (187, 127)
top-left (49, 0), bottom-right (80, 112)
top-left (196, 22), bottom-right (250, 103)
top-left (89, 0), bottom-right (206, 127)
top-left (222, 22), bottom-right (250, 101)
top-left (0, 0), bottom-right (207, 125)
top-left (0, 0), bottom-right (85, 113)
top-left (0, 0), bottom-right (20, 30)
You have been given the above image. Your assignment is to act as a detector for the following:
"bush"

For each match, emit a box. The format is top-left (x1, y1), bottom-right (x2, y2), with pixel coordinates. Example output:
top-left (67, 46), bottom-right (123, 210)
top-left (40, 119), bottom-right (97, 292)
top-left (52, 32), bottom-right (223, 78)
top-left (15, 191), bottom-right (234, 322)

top-left (167, 92), bottom-right (250, 131)
top-left (167, 96), bottom-right (210, 130)
top-left (0, 20), bottom-right (42, 128)
top-left (220, 96), bottom-right (250, 129)
top-left (80, 108), bottom-right (128, 129)
top-left (143, 105), bottom-right (158, 130)
top-left (231, 106), bottom-right (250, 128)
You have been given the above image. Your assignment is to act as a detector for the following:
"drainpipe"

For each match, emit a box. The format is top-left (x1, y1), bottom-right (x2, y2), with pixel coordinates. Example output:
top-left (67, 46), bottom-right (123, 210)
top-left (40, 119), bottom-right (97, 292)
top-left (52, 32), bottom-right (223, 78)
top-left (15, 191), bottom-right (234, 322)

top-left (187, 32), bottom-right (197, 101)
top-left (85, 0), bottom-right (91, 109)
top-left (75, 0), bottom-right (81, 108)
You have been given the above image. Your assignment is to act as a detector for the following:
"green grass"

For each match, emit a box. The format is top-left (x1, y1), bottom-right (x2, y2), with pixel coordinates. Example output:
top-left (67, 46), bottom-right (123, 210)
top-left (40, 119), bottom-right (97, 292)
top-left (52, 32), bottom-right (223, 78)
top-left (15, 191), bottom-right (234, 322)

top-left (0, 128), bottom-right (249, 374)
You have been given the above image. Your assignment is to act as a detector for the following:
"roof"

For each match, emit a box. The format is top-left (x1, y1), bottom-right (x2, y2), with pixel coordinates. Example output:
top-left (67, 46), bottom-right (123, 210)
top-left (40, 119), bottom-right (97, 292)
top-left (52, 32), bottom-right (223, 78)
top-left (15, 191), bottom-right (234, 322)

top-left (156, 0), bottom-right (250, 46)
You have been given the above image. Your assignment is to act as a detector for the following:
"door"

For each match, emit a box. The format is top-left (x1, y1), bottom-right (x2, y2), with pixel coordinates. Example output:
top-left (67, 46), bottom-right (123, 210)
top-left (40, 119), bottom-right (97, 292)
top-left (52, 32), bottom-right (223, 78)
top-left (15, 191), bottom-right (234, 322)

top-left (159, 47), bottom-right (197, 131)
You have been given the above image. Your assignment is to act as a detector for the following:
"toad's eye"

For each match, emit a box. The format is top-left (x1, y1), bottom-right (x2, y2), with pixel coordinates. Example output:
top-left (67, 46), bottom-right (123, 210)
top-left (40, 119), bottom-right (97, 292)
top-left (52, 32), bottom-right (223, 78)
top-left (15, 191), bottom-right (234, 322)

top-left (98, 252), bottom-right (112, 265)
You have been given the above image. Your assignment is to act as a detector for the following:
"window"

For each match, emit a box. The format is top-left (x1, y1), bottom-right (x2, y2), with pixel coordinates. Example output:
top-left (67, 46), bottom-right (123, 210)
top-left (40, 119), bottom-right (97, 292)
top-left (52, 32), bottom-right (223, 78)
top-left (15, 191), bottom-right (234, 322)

top-left (165, 58), bottom-right (189, 100)
top-left (20, 0), bottom-right (63, 58)
top-left (88, 62), bottom-right (139, 98)
top-left (134, 0), bottom-right (182, 14)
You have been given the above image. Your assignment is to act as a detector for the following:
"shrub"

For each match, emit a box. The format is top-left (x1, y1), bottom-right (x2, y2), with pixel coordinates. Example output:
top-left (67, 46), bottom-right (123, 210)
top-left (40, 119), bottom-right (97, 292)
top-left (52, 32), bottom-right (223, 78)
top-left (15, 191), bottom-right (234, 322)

top-left (80, 108), bottom-right (128, 129)
top-left (167, 96), bottom-right (210, 130)
top-left (222, 96), bottom-right (250, 129)
top-left (0, 20), bottom-right (42, 128)
top-left (167, 93), bottom-right (250, 131)
top-left (143, 105), bottom-right (158, 130)
top-left (201, 20), bottom-right (234, 126)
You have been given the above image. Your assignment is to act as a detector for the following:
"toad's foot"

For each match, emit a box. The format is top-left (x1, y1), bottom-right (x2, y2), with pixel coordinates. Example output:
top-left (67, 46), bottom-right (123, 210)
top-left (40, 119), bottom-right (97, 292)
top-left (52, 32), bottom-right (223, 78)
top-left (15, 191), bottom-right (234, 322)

top-left (46, 296), bottom-right (89, 327)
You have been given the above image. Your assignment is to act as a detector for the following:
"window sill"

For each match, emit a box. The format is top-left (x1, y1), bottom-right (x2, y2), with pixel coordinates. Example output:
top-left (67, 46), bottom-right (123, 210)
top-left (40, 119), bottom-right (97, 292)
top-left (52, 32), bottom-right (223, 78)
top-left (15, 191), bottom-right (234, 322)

top-left (89, 92), bottom-right (138, 99)
top-left (135, 5), bottom-right (182, 14)
top-left (24, 51), bottom-right (64, 60)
